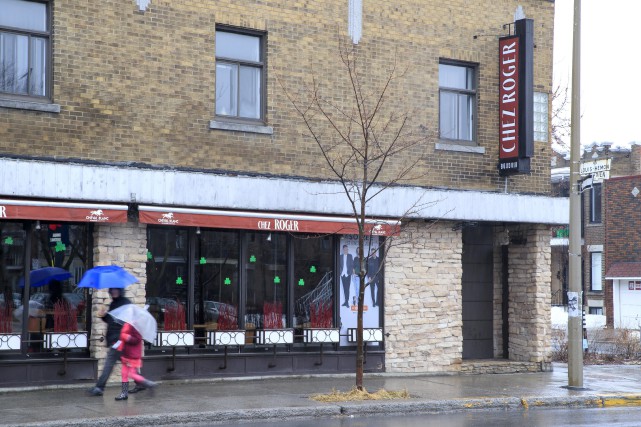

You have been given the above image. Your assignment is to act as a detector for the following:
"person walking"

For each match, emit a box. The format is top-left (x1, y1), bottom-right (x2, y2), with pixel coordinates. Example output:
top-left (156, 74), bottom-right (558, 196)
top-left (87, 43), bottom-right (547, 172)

top-left (88, 288), bottom-right (131, 396)
top-left (114, 322), bottom-right (157, 401)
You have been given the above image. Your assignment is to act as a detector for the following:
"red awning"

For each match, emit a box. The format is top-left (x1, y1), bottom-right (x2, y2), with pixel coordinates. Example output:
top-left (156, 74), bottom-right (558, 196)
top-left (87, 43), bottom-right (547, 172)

top-left (0, 199), bottom-right (128, 223)
top-left (139, 205), bottom-right (399, 236)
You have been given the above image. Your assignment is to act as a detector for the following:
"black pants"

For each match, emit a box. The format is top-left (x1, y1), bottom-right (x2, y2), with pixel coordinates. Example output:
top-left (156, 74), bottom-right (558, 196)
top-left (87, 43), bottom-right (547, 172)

top-left (341, 275), bottom-right (351, 306)
top-left (95, 347), bottom-right (121, 389)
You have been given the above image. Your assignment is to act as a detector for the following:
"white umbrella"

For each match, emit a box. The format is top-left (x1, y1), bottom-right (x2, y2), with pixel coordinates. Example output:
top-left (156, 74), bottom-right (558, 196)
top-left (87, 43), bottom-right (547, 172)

top-left (109, 304), bottom-right (157, 343)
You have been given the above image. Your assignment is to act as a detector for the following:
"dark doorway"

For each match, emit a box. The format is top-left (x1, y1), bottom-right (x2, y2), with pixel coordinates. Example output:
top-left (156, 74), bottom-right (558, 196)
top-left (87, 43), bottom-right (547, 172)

top-left (462, 225), bottom-right (494, 359)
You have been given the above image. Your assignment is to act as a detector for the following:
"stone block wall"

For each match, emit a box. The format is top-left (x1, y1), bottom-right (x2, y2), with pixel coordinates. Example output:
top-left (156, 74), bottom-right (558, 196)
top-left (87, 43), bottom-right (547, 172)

top-left (384, 221), bottom-right (463, 373)
top-left (90, 222), bottom-right (148, 381)
top-left (505, 224), bottom-right (552, 364)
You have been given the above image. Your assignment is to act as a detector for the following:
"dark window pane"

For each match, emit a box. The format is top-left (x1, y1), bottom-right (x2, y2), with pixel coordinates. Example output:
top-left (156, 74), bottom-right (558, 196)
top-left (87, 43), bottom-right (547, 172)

top-left (193, 230), bottom-right (240, 330)
top-left (146, 228), bottom-right (189, 330)
top-left (245, 232), bottom-right (287, 329)
top-left (590, 184), bottom-right (602, 223)
top-left (293, 235), bottom-right (334, 329)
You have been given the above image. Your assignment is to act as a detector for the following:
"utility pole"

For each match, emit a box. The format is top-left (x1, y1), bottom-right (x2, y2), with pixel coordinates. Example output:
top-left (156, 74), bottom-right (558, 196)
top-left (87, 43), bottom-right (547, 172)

top-left (567, 0), bottom-right (583, 389)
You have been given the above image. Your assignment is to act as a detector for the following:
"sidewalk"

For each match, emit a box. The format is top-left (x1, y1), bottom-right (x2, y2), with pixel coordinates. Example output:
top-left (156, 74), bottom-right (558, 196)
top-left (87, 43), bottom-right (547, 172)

top-left (2, 363), bottom-right (641, 427)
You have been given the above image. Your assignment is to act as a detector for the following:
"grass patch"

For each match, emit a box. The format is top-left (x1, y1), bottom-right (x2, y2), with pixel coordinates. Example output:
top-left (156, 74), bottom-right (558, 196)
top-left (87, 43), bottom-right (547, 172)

top-left (310, 387), bottom-right (410, 402)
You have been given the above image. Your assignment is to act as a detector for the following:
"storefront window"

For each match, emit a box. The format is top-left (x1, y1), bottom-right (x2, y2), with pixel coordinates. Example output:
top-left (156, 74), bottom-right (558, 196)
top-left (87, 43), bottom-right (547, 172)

top-left (293, 235), bottom-right (334, 330)
top-left (245, 231), bottom-right (287, 330)
top-left (194, 230), bottom-right (240, 331)
top-left (1, 222), bottom-right (90, 353)
top-left (146, 228), bottom-right (189, 330)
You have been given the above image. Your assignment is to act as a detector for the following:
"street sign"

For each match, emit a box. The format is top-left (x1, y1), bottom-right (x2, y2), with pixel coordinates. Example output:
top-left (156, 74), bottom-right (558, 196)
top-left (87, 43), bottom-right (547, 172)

top-left (580, 159), bottom-right (611, 175)
top-left (592, 170), bottom-right (610, 184)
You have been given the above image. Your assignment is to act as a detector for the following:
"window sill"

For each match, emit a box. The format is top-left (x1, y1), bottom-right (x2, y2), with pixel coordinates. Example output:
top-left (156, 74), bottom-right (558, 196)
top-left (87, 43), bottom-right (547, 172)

top-left (209, 120), bottom-right (273, 135)
top-left (435, 142), bottom-right (485, 154)
top-left (0, 98), bottom-right (60, 113)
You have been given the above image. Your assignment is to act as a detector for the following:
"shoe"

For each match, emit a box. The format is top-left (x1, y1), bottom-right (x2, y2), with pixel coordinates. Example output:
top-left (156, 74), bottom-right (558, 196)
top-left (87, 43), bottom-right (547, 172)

top-left (115, 382), bottom-right (129, 401)
top-left (142, 379), bottom-right (158, 397)
top-left (88, 387), bottom-right (103, 396)
top-left (129, 384), bottom-right (146, 394)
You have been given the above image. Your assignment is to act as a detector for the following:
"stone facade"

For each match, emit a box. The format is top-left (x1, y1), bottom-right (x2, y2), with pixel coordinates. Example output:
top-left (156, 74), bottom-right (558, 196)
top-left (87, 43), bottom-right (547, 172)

top-left (505, 224), bottom-right (552, 365)
top-left (384, 221), bottom-right (463, 373)
top-left (90, 222), bottom-right (147, 378)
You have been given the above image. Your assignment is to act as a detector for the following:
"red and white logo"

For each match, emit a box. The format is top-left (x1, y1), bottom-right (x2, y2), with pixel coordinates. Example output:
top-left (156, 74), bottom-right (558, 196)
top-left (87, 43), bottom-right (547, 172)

top-left (85, 209), bottom-right (110, 222)
top-left (158, 212), bottom-right (179, 224)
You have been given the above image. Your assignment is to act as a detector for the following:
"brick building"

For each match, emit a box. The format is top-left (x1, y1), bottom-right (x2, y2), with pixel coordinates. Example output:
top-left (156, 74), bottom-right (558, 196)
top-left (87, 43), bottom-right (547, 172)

top-left (0, 0), bottom-right (563, 387)
top-left (579, 143), bottom-right (640, 317)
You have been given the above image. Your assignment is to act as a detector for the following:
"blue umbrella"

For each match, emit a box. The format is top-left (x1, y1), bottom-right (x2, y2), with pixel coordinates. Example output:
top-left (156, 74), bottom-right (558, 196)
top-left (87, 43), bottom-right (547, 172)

top-left (19, 267), bottom-right (72, 288)
top-left (77, 265), bottom-right (138, 289)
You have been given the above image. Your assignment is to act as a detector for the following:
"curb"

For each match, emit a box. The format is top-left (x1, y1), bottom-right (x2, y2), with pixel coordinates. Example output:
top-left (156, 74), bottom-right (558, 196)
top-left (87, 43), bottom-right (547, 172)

top-left (8, 394), bottom-right (641, 427)
top-left (5, 407), bottom-right (343, 427)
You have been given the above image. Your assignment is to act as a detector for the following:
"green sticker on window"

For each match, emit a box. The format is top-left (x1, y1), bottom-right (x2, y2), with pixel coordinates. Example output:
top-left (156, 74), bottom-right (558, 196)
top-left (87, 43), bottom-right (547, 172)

top-left (298, 278), bottom-right (305, 286)
top-left (199, 257), bottom-right (207, 265)
top-left (249, 255), bottom-right (256, 263)
top-left (224, 277), bottom-right (231, 285)
top-left (55, 241), bottom-right (66, 253)
top-left (310, 266), bottom-right (317, 273)
top-left (147, 251), bottom-right (153, 260)
top-left (176, 276), bottom-right (184, 285)
top-left (3, 237), bottom-right (13, 245)
top-left (274, 276), bottom-right (281, 284)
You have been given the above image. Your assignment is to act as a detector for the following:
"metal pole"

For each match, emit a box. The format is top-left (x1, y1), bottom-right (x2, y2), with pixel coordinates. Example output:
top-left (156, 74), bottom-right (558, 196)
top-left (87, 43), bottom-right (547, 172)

top-left (568, 0), bottom-right (583, 388)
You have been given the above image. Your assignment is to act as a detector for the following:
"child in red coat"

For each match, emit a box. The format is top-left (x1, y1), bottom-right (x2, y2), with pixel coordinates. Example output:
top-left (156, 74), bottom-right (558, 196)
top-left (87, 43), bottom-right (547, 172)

top-left (114, 322), bottom-right (157, 401)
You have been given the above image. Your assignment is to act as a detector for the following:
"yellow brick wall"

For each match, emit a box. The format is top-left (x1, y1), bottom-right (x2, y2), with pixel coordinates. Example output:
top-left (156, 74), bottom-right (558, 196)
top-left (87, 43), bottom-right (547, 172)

top-left (0, 0), bottom-right (554, 194)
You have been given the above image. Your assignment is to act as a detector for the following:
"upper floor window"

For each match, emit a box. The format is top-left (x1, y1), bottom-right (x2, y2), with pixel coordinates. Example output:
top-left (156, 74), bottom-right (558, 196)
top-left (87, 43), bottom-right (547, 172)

top-left (215, 29), bottom-right (264, 121)
top-left (590, 183), bottom-right (602, 223)
top-left (0, 0), bottom-right (50, 99)
top-left (439, 62), bottom-right (476, 142)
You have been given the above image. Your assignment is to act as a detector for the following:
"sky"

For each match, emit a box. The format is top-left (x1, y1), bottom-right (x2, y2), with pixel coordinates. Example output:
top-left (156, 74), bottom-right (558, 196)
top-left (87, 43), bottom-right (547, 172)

top-left (553, 0), bottom-right (641, 147)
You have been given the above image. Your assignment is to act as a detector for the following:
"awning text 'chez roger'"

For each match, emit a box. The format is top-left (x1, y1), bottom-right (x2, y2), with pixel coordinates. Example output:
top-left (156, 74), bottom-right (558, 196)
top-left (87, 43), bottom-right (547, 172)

top-left (138, 205), bottom-right (399, 236)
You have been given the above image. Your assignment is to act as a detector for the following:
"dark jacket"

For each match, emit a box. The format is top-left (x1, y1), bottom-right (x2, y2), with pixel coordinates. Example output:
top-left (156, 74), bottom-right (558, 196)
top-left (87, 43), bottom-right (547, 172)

top-left (119, 322), bottom-right (142, 360)
top-left (102, 295), bottom-right (131, 346)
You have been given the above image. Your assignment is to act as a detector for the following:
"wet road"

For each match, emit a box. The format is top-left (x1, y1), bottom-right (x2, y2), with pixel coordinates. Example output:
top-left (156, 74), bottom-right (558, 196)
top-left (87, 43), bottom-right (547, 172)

top-left (200, 407), bottom-right (641, 427)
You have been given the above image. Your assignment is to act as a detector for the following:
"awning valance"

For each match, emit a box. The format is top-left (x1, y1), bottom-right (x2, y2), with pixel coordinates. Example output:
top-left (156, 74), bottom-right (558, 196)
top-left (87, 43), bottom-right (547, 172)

top-left (139, 205), bottom-right (399, 236)
top-left (0, 199), bottom-right (128, 223)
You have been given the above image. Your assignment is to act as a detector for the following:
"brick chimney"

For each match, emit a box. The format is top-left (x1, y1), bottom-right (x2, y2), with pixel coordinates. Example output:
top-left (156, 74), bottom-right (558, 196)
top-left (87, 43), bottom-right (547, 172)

top-left (631, 143), bottom-right (641, 175)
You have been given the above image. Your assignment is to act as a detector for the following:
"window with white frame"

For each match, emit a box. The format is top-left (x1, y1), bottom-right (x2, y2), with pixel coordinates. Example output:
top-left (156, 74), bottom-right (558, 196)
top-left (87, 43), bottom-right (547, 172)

top-left (215, 29), bottom-right (264, 120)
top-left (590, 252), bottom-right (602, 291)
top-left (533, 92), bottom-right (548, 142)
top-left (0, 0), bottom-right (50, 99)
top-left (439, 62), bottom-right (476, 142)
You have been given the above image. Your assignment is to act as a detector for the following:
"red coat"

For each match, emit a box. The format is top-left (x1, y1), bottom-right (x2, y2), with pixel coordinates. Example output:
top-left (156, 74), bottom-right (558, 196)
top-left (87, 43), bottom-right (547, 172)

top-left (118, 322), bottom-right (142, 360)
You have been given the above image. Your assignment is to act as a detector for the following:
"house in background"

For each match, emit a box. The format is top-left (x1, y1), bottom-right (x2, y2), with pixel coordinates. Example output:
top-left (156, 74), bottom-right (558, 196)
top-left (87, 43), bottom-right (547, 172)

top-left (551, 143), bottom-right (641, 320)
top-left (605, 174), bottom-right (641, 328)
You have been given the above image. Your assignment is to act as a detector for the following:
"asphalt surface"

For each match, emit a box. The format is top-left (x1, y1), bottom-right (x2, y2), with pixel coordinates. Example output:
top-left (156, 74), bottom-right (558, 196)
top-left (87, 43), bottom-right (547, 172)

top-left (1, 363), bottom-right (641, 427)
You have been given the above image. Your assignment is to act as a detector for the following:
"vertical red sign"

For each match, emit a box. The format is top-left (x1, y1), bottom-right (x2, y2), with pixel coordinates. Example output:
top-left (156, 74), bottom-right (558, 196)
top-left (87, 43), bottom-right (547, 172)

top-left (499, 36), bottom-right (520, 160)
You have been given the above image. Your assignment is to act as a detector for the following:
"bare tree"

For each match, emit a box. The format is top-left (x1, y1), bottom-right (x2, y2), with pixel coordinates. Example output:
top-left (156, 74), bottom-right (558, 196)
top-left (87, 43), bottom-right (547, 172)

top-left (551, 84), bottom-right (572, 150)
top-left (284, 37), bottom-right (433, 390)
